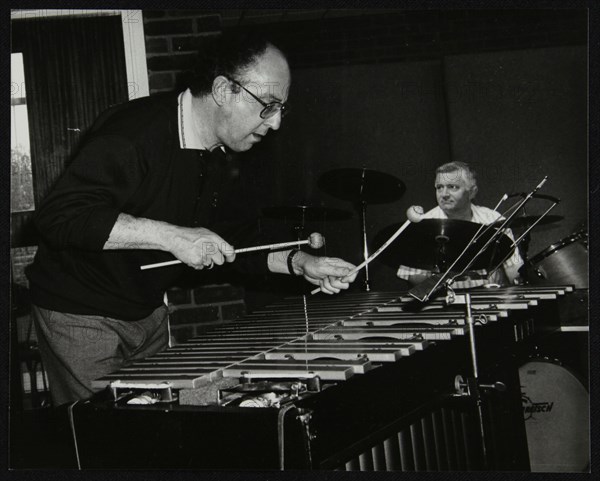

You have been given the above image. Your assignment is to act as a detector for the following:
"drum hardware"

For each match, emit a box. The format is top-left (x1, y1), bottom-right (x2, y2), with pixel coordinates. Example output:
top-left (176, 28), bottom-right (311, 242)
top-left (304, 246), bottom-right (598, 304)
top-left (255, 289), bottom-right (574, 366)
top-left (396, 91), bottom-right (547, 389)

top-left (522, 265), bottom-right (545, 282)
top-left (434, 234), bottom-right (449, 273)
top-left (317, 168), bottom-right (406, 291)
top-left (487, 178), bottom-right (553, 270)
top-left (520, 231), bottom-right (588, 289)
top-left (360, 200), bottom-right (370, 291)
top-left (262, 204), bottom-right (352, 247)
top-left (262, 205), bottom-right (353, 223)
top-left (453, 375), bottom-right (507, 397)
top-left (518, 357), bottom-right (590, 472)
top-left (502, 202), bottom-right (560, 268)
top-left (502, 191), bottom-right (562, 271)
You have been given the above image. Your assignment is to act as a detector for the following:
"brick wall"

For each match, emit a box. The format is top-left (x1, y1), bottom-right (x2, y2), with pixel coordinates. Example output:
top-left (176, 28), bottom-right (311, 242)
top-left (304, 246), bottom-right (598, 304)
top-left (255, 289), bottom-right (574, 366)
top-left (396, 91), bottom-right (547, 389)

top-left (167, 283), bottom-right (246, 344)
top-left (143, 10), bottom-right (222, 94)
top-left (143, 9), bottom-right (586, 94)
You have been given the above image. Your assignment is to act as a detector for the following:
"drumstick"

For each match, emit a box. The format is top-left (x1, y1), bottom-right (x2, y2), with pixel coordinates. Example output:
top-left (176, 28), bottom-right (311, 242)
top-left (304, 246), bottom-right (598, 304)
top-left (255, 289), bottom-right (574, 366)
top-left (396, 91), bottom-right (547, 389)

top-left (311, 206), bottom-right (424, 295)
top-left (140, 232), bottom-right (325, 270)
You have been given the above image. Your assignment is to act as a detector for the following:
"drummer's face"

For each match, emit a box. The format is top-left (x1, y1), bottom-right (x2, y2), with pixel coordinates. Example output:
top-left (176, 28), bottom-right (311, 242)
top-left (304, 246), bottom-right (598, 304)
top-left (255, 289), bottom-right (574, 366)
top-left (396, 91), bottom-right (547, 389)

top-left (435, 170), bottom-right (477, 216)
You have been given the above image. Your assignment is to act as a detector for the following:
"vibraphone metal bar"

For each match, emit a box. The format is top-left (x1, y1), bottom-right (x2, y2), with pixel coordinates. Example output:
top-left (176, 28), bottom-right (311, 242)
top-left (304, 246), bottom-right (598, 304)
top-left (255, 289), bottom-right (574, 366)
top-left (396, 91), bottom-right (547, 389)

top-left (73, 285), bottom-right (569, 470)
top-left (92, 292), bottom-right (426, 388)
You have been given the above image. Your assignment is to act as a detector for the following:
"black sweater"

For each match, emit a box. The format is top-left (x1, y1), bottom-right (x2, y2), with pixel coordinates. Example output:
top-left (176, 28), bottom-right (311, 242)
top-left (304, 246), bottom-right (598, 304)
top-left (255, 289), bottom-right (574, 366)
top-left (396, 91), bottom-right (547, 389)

top-left (27, 93), bottom-right (267, 321)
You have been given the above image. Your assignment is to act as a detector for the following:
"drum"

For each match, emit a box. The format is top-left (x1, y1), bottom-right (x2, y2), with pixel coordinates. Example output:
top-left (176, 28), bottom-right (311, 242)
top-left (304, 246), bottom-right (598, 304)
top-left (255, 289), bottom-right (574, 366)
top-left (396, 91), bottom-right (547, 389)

top-left (524, 232), bottom-right (588, 288)
top-left (519, 359), bottom-right (590, 472)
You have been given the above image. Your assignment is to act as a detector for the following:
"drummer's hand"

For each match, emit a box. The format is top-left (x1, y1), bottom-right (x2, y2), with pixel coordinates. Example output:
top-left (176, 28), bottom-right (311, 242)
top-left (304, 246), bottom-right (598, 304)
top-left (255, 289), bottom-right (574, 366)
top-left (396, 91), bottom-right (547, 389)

top-left (296, 254), bottom-right (358, 295)
top-left (405, 272), bottom-right (433, 287)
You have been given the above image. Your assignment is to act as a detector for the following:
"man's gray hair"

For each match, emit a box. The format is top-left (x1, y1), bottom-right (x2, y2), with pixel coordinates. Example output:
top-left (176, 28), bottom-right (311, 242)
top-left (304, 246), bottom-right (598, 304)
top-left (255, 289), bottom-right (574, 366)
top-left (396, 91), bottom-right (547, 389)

top-left (435, 161), bottom-right (477, 189)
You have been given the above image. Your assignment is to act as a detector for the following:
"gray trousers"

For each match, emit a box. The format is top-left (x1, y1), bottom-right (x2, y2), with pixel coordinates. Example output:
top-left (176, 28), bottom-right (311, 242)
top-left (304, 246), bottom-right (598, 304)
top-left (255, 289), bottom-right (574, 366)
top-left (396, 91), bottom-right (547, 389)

top-left (32, 304), bottom-right (169, 406)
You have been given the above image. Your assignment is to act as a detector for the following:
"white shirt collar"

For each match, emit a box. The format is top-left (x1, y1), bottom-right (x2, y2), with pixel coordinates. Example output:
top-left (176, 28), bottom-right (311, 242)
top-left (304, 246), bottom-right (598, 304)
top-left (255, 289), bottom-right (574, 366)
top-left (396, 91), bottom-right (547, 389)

top-left (177, 89), bottom-right (206, 150)
top-left (178, 89), bottom-right (227, 155)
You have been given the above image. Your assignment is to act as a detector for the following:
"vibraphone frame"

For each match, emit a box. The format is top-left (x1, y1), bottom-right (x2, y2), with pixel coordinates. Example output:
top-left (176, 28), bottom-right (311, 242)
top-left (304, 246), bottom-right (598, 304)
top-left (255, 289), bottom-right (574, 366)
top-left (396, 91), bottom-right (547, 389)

top-left (70, 286), bottom-right (567, 470)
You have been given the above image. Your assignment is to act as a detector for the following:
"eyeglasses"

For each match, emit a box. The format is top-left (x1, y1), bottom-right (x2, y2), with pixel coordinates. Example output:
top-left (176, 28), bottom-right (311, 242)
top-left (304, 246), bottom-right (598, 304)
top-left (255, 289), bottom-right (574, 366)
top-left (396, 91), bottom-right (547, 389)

top-left (228, 78), bottom-right (288, 119)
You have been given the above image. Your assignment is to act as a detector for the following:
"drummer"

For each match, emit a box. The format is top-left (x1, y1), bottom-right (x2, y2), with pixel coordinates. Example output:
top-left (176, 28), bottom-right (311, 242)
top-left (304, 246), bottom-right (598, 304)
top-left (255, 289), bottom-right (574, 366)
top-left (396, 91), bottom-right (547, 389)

top-left (397, 161), bottom-right (523, 287)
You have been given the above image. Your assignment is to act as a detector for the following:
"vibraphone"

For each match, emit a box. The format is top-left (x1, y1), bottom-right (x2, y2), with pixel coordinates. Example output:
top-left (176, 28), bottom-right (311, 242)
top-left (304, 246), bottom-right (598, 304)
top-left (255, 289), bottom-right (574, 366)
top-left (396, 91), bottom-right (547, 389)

top-left (70, 285), bottom-right (570, 470)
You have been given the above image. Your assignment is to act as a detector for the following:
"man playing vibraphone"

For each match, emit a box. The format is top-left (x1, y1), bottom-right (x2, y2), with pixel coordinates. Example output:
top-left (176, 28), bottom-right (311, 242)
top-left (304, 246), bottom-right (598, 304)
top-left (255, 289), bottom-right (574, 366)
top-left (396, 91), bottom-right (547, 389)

top-left (397, 161), bottom-right (523, 287)
top-left (26, 32), bottom-right (358, 407)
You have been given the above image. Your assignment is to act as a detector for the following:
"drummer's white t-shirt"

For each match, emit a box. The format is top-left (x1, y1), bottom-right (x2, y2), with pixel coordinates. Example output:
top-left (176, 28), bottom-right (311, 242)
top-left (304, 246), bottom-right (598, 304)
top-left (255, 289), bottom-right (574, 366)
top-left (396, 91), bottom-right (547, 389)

top-left (397, 204), bottom-right (524, 288)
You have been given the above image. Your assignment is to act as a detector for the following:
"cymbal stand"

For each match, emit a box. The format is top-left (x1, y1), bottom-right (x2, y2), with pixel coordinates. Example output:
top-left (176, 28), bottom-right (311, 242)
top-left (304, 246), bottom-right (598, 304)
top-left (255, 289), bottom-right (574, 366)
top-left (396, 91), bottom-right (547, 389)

top-left (516, 204), bottom-right (531, 264)
top-left (287, 209), bottom-right (308, 293)
top-left (359, 200), bottom-right (371, 291)
top-left (434, 234), bottom-right (449, 273)
top-left (293, 207), bottom-right (308, 245)
top-left (490, 200), bottom-right (559, 277)
top-left (505, 190), bottom-right (561, 264)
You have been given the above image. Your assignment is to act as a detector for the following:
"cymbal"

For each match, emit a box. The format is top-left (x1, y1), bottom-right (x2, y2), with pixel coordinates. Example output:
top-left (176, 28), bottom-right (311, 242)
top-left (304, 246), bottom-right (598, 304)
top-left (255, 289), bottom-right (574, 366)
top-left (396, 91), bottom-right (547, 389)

top-left (262, 205), bottom-right (353, 222)
top-left (500, 215), bottom-right (564, 230)
top-left (372, 218), bottom-right (514, 271)
top-left (317, 168), bottom-right (406, 204)
top-left (507, 192), bottom-right (561, 203)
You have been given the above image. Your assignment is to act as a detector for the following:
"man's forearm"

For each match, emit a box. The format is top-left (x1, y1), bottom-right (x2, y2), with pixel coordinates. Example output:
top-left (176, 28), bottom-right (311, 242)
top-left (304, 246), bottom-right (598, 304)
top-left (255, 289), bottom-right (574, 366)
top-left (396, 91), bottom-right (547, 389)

top-left (268, 249), bottom-right (314, 275)
top-left (268, 249), bottom-right (304, 274)
top-left (103, 213), bottom-right (236, 270)
top-left (103, 213), bottom-right (174, 250)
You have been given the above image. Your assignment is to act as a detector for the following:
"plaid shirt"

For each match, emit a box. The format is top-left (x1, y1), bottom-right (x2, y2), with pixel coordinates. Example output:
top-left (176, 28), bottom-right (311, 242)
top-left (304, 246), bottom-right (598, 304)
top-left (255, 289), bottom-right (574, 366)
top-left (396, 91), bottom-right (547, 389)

top-left (397, 205), bottom-right (523, 288)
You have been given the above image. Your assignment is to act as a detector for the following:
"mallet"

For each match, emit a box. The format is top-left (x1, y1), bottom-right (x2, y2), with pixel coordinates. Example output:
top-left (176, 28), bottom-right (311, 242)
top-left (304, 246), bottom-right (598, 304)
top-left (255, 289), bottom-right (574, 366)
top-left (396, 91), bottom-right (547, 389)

top-left (140, 232), bottom-right (325, 270)
top-left (311, 205), bottom-right (424, 294)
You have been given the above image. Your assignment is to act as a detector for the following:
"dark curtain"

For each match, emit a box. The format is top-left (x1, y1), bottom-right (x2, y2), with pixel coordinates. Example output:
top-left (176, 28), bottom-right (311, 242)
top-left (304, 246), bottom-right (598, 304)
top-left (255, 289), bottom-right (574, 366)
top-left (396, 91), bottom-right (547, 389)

top-left (11, 14), bottom-right (130, 215)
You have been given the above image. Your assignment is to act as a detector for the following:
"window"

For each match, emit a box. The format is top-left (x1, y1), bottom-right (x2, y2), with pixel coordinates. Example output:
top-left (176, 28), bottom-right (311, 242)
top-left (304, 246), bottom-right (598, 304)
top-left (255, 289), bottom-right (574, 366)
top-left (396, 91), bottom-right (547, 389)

top-left (11, 12), bottom-right (141, 247)
top-left (11, 52), bottom-right (35, 213)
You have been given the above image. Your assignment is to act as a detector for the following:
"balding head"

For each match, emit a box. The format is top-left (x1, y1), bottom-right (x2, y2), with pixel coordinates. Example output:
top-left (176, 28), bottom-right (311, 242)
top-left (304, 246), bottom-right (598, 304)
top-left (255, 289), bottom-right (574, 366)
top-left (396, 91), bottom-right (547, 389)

top-left (189, 32), bottom-right (288, 98)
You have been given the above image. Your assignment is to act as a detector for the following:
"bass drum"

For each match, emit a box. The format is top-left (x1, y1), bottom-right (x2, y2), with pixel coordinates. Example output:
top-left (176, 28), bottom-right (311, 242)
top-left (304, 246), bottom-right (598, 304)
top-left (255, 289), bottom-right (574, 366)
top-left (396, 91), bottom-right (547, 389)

top-left (523, 232), bottom-right (588, 288)
top-left (519, 359), bottom-right (590, 472)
